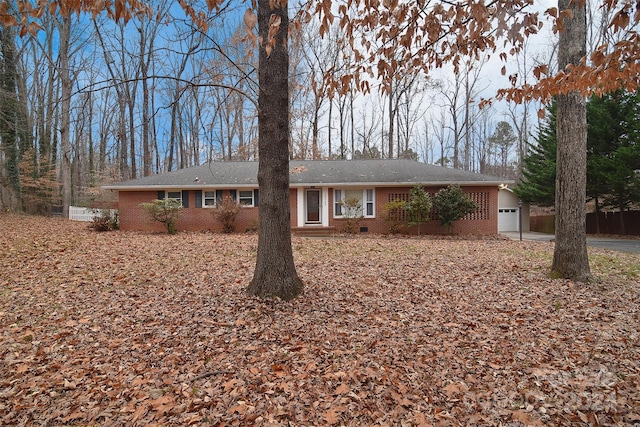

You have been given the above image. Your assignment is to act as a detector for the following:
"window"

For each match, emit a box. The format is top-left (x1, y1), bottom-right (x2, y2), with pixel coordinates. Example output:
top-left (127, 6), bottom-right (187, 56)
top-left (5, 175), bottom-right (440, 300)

top-left (238, 190), bottom-right (254, 206)
top-left (198, 190), bottom-right (257, 208)
top-left (333, 188), bottom-right (375, 218)
top-left (203, 191), bottom-right (216, 207)
top-left (160, 190), bottom-right (189, 208)
top-left (166, 191), bottom-right (182, 203)
top-left (365, 189), bottom-right (375, 217)
top-left (334, 189), bottom-right (343, 216)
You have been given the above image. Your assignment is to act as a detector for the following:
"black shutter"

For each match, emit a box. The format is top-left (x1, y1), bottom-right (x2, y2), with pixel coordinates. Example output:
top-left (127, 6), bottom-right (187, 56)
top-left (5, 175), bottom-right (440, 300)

top-left (157, 191), bottom-right (165, 200)
top-left (216, 190), bottom-right (223, 205)
top-left (182, 190), bottom-right (189, 208)
top-left (230, 190), bottom-right (237, 201)
top-left (253, 189), bottom-right (259, 207)
top-left (195, 190), bottom-right (202, 208)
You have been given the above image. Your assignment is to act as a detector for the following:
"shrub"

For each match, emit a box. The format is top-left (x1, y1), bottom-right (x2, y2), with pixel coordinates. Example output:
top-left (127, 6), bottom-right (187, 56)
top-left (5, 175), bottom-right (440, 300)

top-left (382, 199), bottom-right (407, 234)
top-left (88, 209), bottom-right (119, 232)
top-left (212, 196), bottom-right (241, 233)
top-left (141, 198), bottom-right (182, 234)
top-left (433, 185), bottom-right (478, 234)
top-left (406, 185), bottom-right (432, 235)
top-left (340, 196), bottom-right (363, 234)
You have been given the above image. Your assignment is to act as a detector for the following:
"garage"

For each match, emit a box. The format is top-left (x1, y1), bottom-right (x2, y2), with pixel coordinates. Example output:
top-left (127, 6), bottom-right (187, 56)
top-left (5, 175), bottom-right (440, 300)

top-left (498, 208), bottom-right (519, 232)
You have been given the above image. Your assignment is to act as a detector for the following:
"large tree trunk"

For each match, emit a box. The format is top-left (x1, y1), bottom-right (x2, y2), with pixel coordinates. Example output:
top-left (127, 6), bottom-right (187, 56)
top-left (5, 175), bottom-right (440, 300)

top-left (388, 82), bottom-right (394, 159)
top-left (247, 0), bottom-right (303, 301)
top-left (140, 27), bottom-right (152, 177)
top-left (59, 13), bottom-right (72, 218)
top-left (0, 25), bottom-right (20, 201)
top-left (551, 0), bottom-right (590, 281)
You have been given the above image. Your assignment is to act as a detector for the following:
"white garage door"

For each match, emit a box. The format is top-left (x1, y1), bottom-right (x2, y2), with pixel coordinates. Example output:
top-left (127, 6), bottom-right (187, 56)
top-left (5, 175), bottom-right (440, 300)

top-left (498, 208), bottom-right (519, 232)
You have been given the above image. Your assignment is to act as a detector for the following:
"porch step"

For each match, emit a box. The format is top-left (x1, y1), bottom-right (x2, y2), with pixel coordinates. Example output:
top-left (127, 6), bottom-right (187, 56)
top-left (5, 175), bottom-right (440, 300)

top-left (292, 226), bottom-right (337, 237)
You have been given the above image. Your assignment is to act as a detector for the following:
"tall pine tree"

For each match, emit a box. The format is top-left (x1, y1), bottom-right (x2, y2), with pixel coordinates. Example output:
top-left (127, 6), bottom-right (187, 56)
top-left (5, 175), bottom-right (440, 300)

top-left (516, 90), bottom-right (640, 232)
top-left (514, 102), bottom-right (557, 206)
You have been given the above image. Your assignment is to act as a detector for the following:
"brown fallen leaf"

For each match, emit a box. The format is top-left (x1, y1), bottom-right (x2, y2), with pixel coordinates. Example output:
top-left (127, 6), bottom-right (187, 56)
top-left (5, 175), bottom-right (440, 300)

top-left (442, 381), bottom-right (467, 397)
top-left (1, 215), bottom-right (638, 426)
top-left (131, 404), bottom-right (148, 424)
top-left (511, 409), bottom-right (545, 426)
top-left (324, 408), bottom-right (341, 425)
top-left (334, 383), bottom-right (350, 395)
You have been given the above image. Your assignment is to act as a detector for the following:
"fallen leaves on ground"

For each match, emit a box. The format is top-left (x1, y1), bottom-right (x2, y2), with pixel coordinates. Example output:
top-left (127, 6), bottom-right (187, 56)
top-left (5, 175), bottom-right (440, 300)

top-left (0, 214), bottom-right (638, 426)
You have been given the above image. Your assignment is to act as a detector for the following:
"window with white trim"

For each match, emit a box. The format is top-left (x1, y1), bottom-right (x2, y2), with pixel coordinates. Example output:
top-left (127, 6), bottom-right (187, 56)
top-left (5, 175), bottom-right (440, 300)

top-left (333, 188), bottom-right (375, 218)
top-left (365, 189), bottom-right (375, 216)
top-left (334, 189), bottom-right (343, 216)
top-left (203, 191), bottom-right (217, 207)
top-left (238, 190), bottom-right (254, 206)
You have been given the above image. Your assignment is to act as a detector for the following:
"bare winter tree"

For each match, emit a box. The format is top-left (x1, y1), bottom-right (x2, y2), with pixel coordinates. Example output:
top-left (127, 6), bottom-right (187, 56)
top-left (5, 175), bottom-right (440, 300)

top-left (552, 0), bottom-right (590, 281)
top-left (488, 121), bottom-right (517, 178)
top-left (246, 0), bottom-right (304, 300)
top-left (395, 74), bottom-right (427, 159)
top-left (432, 107), bottom-right (452, 167)
top-left (473, 106), bottom-right (496, 174)
top-left (354, 98), bottom-right (383, 159)
top-left (304, 23), bottom-right (351, 159)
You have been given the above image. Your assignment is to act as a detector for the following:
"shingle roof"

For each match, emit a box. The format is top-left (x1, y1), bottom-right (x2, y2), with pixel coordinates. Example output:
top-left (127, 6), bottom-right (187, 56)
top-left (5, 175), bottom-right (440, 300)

top-left (103, 159), bottom-right (511, 190)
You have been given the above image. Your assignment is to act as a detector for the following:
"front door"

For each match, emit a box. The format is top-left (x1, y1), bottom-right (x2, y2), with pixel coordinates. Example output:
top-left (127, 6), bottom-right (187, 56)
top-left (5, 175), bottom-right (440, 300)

top-left (305, 189), bottom-right (321, 223)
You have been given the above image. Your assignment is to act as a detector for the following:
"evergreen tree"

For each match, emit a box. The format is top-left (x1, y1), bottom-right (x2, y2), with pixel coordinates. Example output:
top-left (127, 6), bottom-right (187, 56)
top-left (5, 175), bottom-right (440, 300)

top-left (406, 185), bottom-right (431, 235)
top-left (594, 91), bottom-right (640, 233)
top-left (514, 102), bottom-right (557, 206)
top-left (516, 90), bottom-right (640, 220)
top-left (433, 185), bottom-right (478, 234)
top-left (586, 92), bottom-right (618, 216)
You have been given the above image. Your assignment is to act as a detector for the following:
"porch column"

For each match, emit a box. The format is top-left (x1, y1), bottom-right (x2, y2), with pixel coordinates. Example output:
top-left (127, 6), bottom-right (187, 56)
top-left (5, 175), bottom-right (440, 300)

top-left (296, 188), bottom-right (304, 227)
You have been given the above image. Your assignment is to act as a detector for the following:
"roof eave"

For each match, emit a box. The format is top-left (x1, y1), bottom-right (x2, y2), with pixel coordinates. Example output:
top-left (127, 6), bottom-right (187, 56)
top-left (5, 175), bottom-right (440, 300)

top-left (294, 180), bottom-right (513, 186)
top-left (103, 180), bottom-right (513, 191)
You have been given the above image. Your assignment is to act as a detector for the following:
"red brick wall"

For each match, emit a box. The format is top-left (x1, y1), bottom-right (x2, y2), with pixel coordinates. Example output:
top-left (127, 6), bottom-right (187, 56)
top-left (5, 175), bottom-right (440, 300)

top-left (117, 185), bottom-right (498, 235)
top-left (364, 186), bottom-right (498, 235)
top-left (118, 190), bottom-right (260, 232)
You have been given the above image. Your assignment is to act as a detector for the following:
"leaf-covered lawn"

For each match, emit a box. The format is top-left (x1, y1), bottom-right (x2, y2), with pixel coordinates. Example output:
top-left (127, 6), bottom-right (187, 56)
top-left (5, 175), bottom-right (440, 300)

top-left (1, 215), bottom-right (638, 426)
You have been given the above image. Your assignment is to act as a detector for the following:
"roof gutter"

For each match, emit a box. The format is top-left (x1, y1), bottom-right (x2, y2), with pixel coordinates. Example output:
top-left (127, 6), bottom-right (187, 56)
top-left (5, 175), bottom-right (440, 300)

top-left (103, 181), bottom-right (513, 191)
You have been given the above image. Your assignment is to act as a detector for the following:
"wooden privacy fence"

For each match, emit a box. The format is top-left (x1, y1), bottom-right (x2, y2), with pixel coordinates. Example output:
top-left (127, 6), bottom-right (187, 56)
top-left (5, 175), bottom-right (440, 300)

top-left (531, 211), bottom-right (640, 236)
top-left (587, 211), bottom-right (640, 236)
top-left (69, 206), bottom-right (117, 222)
top-left (530, 215), bottom-right (555, 234)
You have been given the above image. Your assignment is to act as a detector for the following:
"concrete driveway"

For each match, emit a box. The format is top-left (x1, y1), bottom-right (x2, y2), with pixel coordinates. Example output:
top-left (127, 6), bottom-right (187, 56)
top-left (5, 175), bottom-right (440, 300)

top-left (501, 232), bottom-right (640, 254)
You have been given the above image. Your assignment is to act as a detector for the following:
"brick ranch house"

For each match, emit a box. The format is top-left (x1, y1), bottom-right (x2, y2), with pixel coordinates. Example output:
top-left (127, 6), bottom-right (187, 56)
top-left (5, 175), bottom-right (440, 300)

top-left (103, 159), bottom-right (520, 235)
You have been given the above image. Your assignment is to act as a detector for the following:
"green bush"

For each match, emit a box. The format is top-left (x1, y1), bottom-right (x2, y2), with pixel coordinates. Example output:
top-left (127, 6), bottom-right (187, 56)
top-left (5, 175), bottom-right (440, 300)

top-left (406, 185), bottom-right (432, 235)
top-left (141, 199), bottom-right (182, 234)
top-left (433, 185), bottom-right (478, 234)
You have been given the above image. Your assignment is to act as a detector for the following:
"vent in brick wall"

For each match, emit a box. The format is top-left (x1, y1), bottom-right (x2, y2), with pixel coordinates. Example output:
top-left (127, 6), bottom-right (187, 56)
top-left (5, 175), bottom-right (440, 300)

top-left (388, 191), bottom-right (490, 222)
top-left (387, 193), bottom-right (410, 222)
top-left (465, 192), bottom-right (490, 220)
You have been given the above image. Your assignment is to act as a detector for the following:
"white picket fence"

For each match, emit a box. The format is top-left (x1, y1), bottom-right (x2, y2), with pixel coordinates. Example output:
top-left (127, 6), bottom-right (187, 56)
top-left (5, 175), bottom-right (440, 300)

top-left (69, 206), bottom-right (116, 222)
